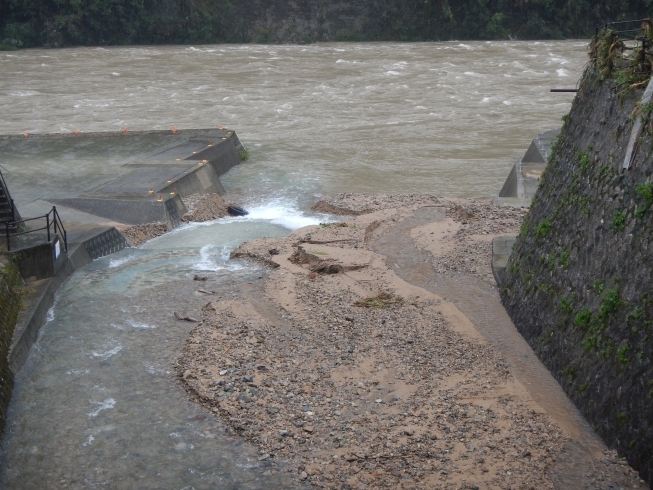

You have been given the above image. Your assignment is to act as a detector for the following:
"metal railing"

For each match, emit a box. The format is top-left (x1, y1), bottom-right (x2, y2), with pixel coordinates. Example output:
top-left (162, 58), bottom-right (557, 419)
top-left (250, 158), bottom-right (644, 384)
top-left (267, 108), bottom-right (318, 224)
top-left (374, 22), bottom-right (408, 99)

top-left (597, 19), bottom-right (651, 39)
top-left (5, 206), bottom-right (67, 252)
top-left (0, 169), bottom-right (16, 224)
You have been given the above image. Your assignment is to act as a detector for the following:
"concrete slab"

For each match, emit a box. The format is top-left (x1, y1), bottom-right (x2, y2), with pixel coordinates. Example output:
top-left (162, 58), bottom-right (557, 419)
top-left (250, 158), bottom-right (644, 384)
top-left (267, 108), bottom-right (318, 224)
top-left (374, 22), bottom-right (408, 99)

top-left (496, 129), bottom-right (558, 206)
top-left (0, 128), bottom-right (244, 228)
top-left (492, 235), bottom-right (517, 286)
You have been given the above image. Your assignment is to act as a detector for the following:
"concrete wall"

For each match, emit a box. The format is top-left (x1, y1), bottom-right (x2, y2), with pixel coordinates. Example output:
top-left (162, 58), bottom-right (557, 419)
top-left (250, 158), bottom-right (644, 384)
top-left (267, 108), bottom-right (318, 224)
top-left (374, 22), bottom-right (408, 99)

top-left (10, 235), bottom-right (66, 280)
top-left (8, 227), bottom-right (127, 376)
top-left (501, 67), bottom-right (653, 484)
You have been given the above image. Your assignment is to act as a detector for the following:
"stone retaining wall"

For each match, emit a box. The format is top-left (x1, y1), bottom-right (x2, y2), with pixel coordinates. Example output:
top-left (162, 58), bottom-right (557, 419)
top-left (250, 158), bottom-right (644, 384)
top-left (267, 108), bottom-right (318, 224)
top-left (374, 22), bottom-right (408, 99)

top-left (501, 66), bottom-right (653, 484)
top-left (0, 258), bottom-right (23, 436)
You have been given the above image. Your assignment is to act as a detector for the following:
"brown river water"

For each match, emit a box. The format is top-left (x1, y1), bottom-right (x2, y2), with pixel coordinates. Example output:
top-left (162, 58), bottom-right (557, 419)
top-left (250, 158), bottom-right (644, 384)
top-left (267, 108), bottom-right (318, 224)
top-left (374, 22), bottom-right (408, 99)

top-left (1, 41), bottom-right (622, 489)
top-left (0, 41), bottom-right (587, 200)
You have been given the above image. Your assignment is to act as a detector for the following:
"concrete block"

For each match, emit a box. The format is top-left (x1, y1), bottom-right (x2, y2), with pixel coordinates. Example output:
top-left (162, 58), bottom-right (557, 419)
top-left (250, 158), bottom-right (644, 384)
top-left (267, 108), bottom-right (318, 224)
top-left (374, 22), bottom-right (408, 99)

top-left (491, 235), bottom-right (516, 286)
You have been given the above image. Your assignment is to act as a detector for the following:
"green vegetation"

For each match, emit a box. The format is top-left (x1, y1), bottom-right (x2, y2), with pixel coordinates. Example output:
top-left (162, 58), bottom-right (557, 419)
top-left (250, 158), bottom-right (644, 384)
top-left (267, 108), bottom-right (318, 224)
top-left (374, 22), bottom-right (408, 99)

top-left (598, 288), bottom-right (621, 319)
top-left (2, 0), bottom-right (653, 48)
top-left (574, 308), bottom-right (592, 329)
top-left (617, 411), bottom-right (627, 428)
top-left (354, 292), bottom-right (403, 308)
top-left (591, 24), bottom-right (653, 98)
top-left (611, 210), bottom-right (626, 231)
top-left (559, 297), bottom-right (572, 313)
top-left (561, 365), bottom-right (577, 377)
top-left (239, 148), bottom-right (250, 161)
top-left (617, 343), bottom-right (630, 364)
top-left (635, 182), bottom-right (653, 217)
top-left (577, 151), bottom-right (590, 172)
top-left (534, 219), bottom-right (551, 240)
top-left (559, 250), bottom-right (569, 268)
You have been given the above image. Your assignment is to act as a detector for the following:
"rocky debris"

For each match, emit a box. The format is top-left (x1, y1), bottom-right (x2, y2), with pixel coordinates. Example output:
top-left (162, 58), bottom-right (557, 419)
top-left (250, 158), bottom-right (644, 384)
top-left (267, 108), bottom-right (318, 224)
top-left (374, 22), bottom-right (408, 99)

top-left (121, 222), bottom-right (168, 246)
top-left (177, 193), bottom-right (646, 489)
top-left (179, 277), bottom-right (566, 489)
top-left (119, 193), bottom-right (239, 247)
top-left (311, 201), bottom-right (371, 215)
top-left (314, 194), bottom-right (528, 282)
top-left (181, 193), bottom-right (230, 222)
top-left (582, 449), bottom-right (646, 489)
top-left (176, 194), bottom-right (573, 489)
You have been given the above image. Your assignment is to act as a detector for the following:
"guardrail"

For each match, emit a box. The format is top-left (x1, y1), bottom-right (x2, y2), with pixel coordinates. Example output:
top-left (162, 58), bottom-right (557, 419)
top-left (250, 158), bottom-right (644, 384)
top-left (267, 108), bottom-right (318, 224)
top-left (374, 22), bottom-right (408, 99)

top-left (0, 169), bottom-right (16, 224)
top-left (5, 206), bottom-right (67, 253)
top-left (596, 19), bottom-right (651, 39)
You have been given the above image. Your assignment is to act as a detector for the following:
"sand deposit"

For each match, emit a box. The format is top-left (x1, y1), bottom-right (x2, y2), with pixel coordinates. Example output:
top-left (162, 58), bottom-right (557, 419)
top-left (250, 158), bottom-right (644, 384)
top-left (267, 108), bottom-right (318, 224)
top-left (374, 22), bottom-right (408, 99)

top-left (176, 195), bottom-right (646, 490)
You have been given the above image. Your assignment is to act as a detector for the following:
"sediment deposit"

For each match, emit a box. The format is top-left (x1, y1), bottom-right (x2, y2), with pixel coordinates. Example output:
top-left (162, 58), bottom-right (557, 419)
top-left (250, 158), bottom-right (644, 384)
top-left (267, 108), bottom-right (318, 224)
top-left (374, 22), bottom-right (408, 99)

top-left (177, 195), bottom-right (645, 489)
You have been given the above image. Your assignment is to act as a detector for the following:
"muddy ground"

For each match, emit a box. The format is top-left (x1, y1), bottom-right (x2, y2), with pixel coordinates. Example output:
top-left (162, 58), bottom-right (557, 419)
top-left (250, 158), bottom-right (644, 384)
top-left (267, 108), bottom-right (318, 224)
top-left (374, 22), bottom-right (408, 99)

top-left (175, 194), bottom-right (646, 490)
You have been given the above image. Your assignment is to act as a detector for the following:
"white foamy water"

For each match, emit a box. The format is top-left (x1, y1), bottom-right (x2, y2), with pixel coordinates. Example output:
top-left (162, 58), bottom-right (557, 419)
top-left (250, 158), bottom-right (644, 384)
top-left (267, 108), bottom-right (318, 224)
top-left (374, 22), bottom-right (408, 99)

top-left (108, 254), bottom-right (137, 268)
top-left (90, 346), bottom-right (122, 360)
top-left (127, 319), bottom-right (157, 329)
top-left (243, 201), bottom-right (329, 229)
top-left (87, 398), bottom-right (116, 418)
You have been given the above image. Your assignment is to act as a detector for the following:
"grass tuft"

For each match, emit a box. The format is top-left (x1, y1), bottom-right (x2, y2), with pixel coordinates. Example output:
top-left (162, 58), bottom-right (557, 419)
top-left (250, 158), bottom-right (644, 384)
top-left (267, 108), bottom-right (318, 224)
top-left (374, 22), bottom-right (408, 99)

top-left (354, 292), bottom-right (403, 308)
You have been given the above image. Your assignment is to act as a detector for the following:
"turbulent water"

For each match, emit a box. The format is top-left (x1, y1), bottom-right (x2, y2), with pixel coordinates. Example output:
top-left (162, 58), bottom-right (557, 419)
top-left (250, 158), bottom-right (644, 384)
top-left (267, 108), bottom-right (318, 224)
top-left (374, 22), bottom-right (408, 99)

top-left (0, 41), bottom-right (589, 488)
top-left (1, 41), bottom-right (587, 199)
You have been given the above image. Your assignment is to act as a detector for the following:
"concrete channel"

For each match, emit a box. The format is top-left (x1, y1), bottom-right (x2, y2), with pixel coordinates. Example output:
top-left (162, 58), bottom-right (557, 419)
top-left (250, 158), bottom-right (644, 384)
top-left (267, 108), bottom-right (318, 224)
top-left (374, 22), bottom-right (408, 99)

top-left (0, 128), bottom-right (245, 419)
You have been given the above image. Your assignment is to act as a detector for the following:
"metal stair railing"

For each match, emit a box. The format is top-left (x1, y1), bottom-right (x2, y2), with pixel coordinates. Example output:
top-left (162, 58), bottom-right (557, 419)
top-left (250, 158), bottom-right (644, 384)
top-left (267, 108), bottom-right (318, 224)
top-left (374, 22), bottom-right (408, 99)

top-left (5, 206), bottom-right (67, 252)
top-left (0, 169), bottom-right (16, 224)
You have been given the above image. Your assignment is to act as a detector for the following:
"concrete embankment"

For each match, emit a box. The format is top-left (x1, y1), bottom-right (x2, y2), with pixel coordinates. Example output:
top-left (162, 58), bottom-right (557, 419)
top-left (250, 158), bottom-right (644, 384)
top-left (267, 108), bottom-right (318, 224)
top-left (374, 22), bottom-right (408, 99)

top-left (0, 128), bottom-right (245, 436)
top-left (501, 65), bottom-right (653, 484)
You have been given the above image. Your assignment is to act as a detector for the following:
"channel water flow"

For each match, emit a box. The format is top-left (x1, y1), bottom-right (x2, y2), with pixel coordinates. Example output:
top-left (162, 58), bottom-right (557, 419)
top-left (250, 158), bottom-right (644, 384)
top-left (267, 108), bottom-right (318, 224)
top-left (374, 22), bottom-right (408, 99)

top-left (0, 209), bottom-right (325, 488)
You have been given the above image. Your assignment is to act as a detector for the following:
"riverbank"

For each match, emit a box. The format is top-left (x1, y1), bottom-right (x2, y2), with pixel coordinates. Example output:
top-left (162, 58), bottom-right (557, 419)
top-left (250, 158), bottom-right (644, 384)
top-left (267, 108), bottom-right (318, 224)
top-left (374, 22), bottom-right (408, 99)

top-left (177, 194), bottom-right (646, 489)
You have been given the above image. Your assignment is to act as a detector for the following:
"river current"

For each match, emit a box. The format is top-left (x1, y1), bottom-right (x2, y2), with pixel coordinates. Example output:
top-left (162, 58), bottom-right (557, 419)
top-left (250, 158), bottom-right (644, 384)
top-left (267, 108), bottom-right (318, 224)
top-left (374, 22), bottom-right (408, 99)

top-left (0, 41), bottom-right (587, 488)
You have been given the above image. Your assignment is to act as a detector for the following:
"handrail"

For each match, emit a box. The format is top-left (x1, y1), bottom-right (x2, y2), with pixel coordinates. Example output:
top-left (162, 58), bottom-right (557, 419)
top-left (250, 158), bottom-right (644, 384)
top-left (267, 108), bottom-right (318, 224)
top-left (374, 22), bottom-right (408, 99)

top-left (0, 169), bottom-right (16, 223)
top-left (596, 18), bottom-right (651, 37)
top-left (5, 206), bottom-right (67, 253)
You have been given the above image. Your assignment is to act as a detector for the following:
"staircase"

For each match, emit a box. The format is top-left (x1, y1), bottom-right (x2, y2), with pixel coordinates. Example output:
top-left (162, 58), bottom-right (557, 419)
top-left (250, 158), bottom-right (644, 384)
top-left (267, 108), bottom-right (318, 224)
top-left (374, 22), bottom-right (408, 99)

top-left (0, 170), bottom-right (18, 233)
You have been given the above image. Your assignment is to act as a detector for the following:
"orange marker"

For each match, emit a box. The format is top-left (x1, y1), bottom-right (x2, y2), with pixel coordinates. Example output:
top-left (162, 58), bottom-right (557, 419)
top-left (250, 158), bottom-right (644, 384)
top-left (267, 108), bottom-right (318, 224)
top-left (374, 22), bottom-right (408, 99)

top-left (218, 125), bottom-right (224, 130)
top-left (122, 127), bottom-right (128, 134)
top-left (172, 125), bottom-right (177, 134)
top-left (73, 129), bottom-right (79, 135)
top-left (22, 132), bottom-right (28, 137)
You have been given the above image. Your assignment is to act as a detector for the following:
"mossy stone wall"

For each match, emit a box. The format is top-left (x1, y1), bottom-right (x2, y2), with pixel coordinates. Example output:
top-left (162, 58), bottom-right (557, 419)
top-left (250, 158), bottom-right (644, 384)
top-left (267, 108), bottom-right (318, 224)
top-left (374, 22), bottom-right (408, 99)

top-left (0, 256), bottom-right (23, 436)
top-left (501, 67), bottom-right (653, 485)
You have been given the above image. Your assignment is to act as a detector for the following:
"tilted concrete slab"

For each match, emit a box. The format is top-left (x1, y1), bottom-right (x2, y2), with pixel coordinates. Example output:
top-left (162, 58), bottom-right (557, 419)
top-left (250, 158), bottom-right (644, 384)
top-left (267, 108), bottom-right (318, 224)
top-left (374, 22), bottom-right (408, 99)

top-left (50, 195), bottom-right (186, 227)
top-left (492, 235), bottom-right (517, 286)
top-left (0, 128), bottom-right (244, 229)
top-left (496, 128), bottom-right (559, 206)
